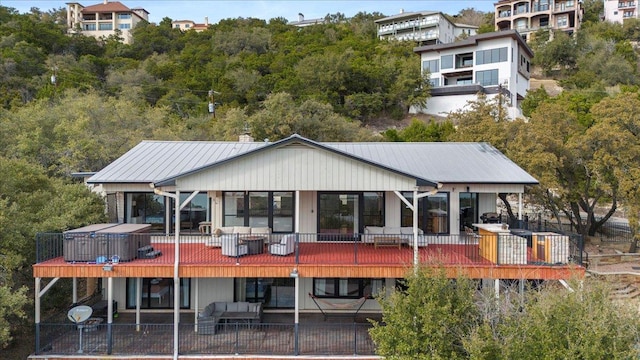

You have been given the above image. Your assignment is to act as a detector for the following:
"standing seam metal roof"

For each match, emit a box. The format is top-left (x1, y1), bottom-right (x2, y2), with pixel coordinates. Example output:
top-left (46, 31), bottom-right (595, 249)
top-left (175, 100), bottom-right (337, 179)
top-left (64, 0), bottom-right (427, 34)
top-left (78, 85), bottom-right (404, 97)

top-left (87, 136), bottom-right (537, 185)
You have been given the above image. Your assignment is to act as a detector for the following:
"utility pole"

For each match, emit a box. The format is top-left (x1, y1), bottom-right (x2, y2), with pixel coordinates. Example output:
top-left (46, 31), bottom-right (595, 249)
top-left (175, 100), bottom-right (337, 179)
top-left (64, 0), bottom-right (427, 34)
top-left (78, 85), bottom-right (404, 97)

top-left (208, 90), bottom-right (219, 118)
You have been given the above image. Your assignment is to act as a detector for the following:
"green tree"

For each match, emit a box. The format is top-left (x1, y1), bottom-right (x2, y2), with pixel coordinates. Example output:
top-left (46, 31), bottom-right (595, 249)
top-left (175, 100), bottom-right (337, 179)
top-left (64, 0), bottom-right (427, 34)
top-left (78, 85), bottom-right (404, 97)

top-left (466, 279), bottom-right (640, 359)
top-left (369, 267), bottom-right (480, 360)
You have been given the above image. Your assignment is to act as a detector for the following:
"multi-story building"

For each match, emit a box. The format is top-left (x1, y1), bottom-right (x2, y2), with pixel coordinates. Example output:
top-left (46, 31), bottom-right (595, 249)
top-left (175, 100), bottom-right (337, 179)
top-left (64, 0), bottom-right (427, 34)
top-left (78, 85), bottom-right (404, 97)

top-left (172, 18), bottom-right (210, 32)
top-left (375, 10), bottom-right (477, 46)
top-left (413, 30), bottom-right (533, 120)
top-left (31, 134), bottom-right (584, 358)
top-left (66, 1), bottom-right (149, 44)
top-left (495, 0), bottom-right (582, 41)
top-left (604, 0), bottom-right (639, 23)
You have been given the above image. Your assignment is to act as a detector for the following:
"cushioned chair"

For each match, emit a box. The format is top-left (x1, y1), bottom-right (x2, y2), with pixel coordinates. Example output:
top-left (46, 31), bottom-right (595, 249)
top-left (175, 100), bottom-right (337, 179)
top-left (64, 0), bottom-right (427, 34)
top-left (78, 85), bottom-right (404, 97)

top-left (269, 234), bottom-right (295, 256)
top-left (221, 236), bottom-right (248, 257)
top-left (198, 303), bottom-right (219, 334)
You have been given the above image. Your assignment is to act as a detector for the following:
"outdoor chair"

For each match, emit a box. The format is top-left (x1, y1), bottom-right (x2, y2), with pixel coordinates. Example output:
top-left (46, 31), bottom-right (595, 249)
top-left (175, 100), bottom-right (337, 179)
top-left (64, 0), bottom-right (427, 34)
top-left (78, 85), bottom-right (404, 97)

top-left (221, 236), bottom-right (248, 257)
top-left (269, 234), bottom-right (295, 256)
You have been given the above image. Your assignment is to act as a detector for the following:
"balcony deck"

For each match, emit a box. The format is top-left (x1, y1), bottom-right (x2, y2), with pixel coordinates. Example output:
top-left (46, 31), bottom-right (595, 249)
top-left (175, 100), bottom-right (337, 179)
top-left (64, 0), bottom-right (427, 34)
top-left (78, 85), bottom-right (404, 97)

top-left (34, 234), bottom-right (584, 280)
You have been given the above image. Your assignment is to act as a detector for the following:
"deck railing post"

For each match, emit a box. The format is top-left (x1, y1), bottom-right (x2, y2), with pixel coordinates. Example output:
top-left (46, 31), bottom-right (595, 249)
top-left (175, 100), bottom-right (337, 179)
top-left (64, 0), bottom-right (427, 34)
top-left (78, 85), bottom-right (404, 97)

top-left (234, 322), bottom-right (239, 355)
top-left (352, 322), bottom-right (357, 355)
top-left (294, 322), bottom-right (299, 355)
top-left (354, 234), bottom-right (358, 264)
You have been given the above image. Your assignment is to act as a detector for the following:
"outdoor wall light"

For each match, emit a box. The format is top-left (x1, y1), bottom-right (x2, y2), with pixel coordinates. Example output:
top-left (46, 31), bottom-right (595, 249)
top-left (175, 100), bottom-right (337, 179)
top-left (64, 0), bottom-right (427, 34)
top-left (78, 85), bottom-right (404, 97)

top-left (289, 269), bottom-right (298, 278)
top-left (102, 264), bottom-right (113, 272)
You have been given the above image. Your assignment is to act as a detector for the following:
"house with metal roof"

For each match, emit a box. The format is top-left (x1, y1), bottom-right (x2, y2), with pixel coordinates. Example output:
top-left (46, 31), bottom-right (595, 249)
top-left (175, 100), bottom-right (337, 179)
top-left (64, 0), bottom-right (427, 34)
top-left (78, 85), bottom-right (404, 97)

top-left (32, 134), bottom-right (584, 358)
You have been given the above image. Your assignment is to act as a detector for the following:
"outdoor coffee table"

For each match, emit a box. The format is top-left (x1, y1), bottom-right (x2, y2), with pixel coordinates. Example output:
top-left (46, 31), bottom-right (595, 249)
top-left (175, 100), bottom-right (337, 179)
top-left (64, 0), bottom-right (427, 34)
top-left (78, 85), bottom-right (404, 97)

top-left (242, 236), bottom-right (265, 254)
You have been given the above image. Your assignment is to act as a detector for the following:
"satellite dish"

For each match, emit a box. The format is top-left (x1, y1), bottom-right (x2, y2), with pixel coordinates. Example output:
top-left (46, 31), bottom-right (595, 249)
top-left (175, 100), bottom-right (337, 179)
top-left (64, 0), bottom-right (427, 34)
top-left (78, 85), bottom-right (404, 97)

top-left (67, 305), bottom-right (93, 353)
top-left (68, 305), bottom-right (93, 324)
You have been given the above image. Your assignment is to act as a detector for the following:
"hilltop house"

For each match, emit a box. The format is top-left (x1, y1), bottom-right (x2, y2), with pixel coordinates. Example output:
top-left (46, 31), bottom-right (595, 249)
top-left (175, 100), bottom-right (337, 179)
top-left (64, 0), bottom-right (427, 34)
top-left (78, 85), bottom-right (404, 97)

top-left (603, 0), bottom-right (639, 23)
top-left (172, 17), bottom-right (210, 32)
top-left (494, 0), bottom-right (583, 42)
top-left (66, 0), bottom-right (149, 44)
top-left (32, 134), bottom-right (583, 358)
top-left (413, 30), bottom-right (533, 120)
top-left (375, 10), bottom-right (477, 46)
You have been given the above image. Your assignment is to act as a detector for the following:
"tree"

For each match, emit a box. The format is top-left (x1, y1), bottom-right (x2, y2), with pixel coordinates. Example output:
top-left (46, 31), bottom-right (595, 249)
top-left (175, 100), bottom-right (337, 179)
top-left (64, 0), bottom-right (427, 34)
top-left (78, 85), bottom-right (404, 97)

top-left (369, 267), bottom-right (480, 360)
top-left (584, 93), bottom-right (640, 250)
top-left (466, 279), bottom-right (640, 359)
top-left (507, 96), bottom-right (617, 236)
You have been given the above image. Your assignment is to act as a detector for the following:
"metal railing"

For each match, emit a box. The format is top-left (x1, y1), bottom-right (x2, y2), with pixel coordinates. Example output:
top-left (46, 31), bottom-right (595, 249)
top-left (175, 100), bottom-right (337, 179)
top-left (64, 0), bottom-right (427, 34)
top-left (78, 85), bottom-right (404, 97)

top-left (37, 230), bottom-right (585, 267)
top-left (35, 321), bottom-right (375, 356)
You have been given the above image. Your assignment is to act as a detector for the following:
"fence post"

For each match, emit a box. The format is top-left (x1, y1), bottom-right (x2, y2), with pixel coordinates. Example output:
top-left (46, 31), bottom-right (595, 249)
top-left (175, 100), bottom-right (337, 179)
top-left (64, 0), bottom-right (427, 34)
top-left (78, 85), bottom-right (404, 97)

top-left (352, 322), bottom-right (357, 355)
top-left (294, 322), bottom-right (299, 355)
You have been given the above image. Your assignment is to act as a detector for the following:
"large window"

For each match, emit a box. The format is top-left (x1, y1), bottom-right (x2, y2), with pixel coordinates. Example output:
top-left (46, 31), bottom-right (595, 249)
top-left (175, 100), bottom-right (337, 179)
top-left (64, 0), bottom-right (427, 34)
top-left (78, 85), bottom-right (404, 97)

top-left (422, 59), bottom-right (439, 73)
top-left (476, 69), bottom-right (499, 86)
top-left (117, 13), bottom-right (131, 19)
top-left (313, 278), bottom-right (383, 298)
top-left (318, 192), bottom-right (383, 240)
top-left (171, 193), bottom-right (208, 233)
top-left (476, 47), bottom-right (508, 65)
top-left (241, 278), bottom-right (295, 308)
top-left (441, 55), bottom-right (453, 69)
top-left (126, 193), bottom-right (166, 232)
top-left (223, 191), bottom-right (294, 232)
top-left (126, 278), bottom-right (190, 309)
top-left (83, 23), bottom-right (96, 31)
top-left (400, 192), bottom-right (449, 234)
top-left (459, 192), bottom-right (478, 231)
top-left (98, 23), bottom-right (113, 31)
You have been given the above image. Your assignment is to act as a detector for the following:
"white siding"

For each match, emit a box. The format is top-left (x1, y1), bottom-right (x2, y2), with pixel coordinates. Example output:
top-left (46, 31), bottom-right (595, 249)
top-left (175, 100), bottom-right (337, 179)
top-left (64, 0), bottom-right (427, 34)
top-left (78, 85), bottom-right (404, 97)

top-left (176, 145), bottom-right (418, 191)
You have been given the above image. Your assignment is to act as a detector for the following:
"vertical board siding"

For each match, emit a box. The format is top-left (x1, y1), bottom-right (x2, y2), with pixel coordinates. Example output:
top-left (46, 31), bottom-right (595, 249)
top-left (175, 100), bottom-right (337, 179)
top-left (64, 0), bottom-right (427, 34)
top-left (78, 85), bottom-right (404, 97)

top-left (177, 145), bottom-right (417, 191)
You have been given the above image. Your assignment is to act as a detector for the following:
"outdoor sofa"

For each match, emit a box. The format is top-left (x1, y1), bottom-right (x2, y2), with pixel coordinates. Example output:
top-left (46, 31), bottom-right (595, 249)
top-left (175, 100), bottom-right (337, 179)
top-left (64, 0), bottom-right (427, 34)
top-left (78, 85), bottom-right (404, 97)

top-left (198, 301), bottom-right (263, 334)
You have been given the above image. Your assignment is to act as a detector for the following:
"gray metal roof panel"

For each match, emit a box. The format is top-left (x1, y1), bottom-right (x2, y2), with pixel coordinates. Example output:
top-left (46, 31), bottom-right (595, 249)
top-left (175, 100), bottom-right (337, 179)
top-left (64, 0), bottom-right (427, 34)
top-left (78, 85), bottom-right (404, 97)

top-left (88, 139), bottom-right (537, 185)
top-left (324, 142), bottom-right (538, 184)
top-left (87, 141), bottom-right (266, 183)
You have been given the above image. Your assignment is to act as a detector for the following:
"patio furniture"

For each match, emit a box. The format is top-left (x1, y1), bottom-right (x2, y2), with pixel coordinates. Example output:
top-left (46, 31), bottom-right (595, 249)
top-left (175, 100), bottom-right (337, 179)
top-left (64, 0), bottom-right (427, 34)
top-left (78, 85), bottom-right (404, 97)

top-left (269, 234), bottom-right (295, 256)
top-left (198, 301), bottom-right (263, 334)
top-left (206, 226), bottom-right (271, 247)
top-left (221, 236), bottom-right (248, 257)
top-left (363, 226), bottom-right (426, 247)
top-left (243, 236), bottom-right (265, 254)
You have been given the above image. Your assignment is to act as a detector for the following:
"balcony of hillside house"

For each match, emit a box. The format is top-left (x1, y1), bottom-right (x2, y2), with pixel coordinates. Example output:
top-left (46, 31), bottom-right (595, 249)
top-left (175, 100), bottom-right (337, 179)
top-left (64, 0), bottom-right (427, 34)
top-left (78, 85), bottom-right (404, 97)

top-left (33, 312), bottom-right (379, 357)
top-left (35, 229), bottom-right (585, 280)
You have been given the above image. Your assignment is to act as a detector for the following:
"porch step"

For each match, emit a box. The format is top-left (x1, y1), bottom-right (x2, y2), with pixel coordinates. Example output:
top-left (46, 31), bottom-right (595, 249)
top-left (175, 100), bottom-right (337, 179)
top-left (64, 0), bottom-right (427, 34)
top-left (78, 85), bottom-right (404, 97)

top-left (610, 283), bottom-right (640, 300)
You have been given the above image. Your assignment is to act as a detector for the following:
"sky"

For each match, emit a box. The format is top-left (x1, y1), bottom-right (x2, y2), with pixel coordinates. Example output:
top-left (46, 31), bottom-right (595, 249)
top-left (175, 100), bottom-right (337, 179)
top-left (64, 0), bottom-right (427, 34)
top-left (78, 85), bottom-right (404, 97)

top-left (3, 0), bottom-right (495, 24)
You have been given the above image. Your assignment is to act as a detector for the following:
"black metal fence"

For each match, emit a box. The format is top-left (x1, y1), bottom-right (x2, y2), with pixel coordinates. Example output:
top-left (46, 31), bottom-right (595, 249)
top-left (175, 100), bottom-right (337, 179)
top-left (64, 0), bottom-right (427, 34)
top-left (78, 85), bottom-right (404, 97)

top-left (35, 321), bottom-right (376, 356)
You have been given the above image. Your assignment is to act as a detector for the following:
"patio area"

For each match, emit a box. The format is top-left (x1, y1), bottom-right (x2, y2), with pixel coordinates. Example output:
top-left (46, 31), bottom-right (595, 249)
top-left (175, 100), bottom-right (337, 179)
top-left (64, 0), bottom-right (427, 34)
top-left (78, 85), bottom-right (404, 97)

top-left (35, 312), bottom-right (381, 357)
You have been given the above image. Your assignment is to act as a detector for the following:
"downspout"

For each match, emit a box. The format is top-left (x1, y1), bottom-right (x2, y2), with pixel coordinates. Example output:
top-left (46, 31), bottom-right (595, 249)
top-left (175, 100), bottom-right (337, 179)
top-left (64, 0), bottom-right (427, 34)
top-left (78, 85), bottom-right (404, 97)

top-left (153, 187), bottom-right (199, 360)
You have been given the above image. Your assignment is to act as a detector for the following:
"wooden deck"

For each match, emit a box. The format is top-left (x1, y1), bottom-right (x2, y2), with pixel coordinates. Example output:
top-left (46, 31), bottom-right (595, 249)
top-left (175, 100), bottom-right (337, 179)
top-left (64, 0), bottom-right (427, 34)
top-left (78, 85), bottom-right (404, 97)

top-left (33, 242), bottom-right (584, 280)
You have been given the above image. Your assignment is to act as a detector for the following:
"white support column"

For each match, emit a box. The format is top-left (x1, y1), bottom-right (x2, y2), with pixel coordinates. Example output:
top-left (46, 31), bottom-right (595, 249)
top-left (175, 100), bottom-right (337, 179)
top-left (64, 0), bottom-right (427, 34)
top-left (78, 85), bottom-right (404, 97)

top-left (136, 277), bottom-right (141, 332)
top-left (194, 278), bottom-right (199, 332)
top-left (518, 193), bottom-right (523, 220)
top-left (173, 190), bottom-right (180, 360)
top-left (35, 278), bottom-right (41, 324)
top-left (107, 277), bottom-right (113, 324)
top-left (413, 189), bottom-right (419, 271)
top-left (72, 277), bottom-right (78, 304)
top-left (494, 279), bottom-right (500, 299)
top-left (295, 191), bottom-right (300, 232)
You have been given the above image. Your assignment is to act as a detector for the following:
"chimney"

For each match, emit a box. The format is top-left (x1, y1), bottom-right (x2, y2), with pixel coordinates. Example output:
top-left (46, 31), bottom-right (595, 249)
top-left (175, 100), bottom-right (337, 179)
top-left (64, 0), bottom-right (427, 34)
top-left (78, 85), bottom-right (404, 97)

top-left (104, 0), bottom-right (108, 4)
top-left (239, 134), bottom-right (254, 142)
top-left (298, 13), bottom-right (304, 22)
top-left (399, 8), bottom-right (404, 14)
top-left (204, 16), bottom-right (209, 26)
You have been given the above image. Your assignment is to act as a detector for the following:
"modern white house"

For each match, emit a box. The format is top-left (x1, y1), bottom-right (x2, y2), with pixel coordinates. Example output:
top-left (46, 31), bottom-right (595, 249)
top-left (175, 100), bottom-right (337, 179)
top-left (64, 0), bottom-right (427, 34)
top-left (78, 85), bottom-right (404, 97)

top-left (66, 0), bottom-right (149, 44)
top-left (603, 0), bottom-right (639, 23)
top-left (495, 0), bottom-right (583, 42)
top-left (32, 134), bottom-right (583, 358)
top-left (413, 30), bottom-right (533, 120)
top-left (375, 10), bottom-right (477, 45)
